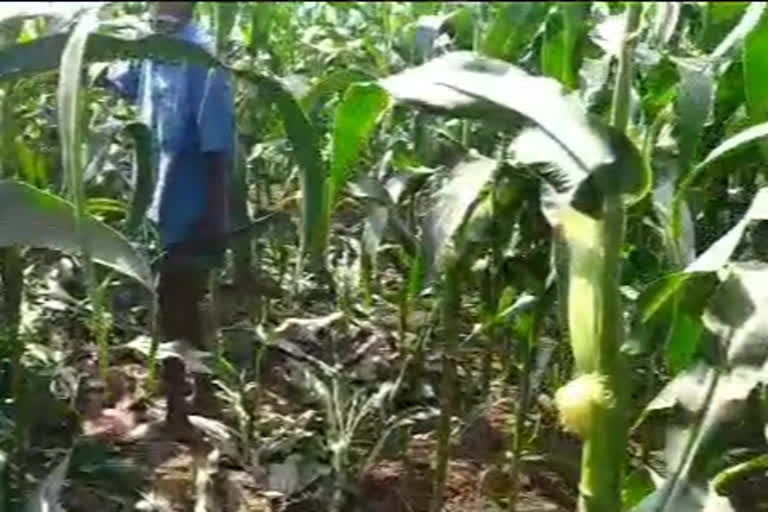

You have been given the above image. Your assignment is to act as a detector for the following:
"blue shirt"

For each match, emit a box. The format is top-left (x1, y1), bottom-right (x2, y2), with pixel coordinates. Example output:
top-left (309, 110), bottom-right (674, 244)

top-left (106, 22), bottom-right (235, 248)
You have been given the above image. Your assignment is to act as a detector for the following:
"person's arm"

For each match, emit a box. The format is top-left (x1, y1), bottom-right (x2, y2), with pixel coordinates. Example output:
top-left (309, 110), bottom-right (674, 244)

top-left (190, 64), bottom-right (236, 243)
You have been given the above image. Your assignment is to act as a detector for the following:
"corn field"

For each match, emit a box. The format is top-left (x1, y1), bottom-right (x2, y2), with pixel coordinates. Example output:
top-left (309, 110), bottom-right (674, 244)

top-left (3, 2), bottom-right (768, 511)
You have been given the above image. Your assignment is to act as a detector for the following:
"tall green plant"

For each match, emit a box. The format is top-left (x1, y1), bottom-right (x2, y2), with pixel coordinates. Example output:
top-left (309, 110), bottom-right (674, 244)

top-left (57, 10), bottom-right (112, 378)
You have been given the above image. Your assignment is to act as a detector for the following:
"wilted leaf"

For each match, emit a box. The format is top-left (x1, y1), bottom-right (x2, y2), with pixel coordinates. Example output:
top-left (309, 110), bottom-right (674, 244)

top-left (686, 187), bottom-right (768, 273)
top-left (702, 262), bottom-right (768, 367)
top-left (382, 51), bottom-right (648, 219)
top-left (0, 180), bottom-right (151, 287)
top-left (423, 153), bottom-right (497, 278)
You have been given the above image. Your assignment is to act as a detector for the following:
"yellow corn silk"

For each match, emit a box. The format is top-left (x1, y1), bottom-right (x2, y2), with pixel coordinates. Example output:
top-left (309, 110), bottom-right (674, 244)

top-left (554, 372), bottom-right (614, 439)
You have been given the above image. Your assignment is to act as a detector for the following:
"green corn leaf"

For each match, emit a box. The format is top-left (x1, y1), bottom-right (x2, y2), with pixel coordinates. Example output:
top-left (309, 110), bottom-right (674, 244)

top-left (243, 73), bottom-right (325, 261)
top-left (299, 68), bottom-right (376, 114)
top-left (328, 82), bottom-right (391, 213)
top-left (674, 57), bottom-right (715, 177)
top-left (213, 1), bottom-right (238, 56)
top-left (742, 8), bottom-right (768, 158)
top-left (0, 180), bottom-right (151, 288)
top-left (540, 2), bottom-right (590, 90)
top-left (481, 2), bottom-right (549, 62)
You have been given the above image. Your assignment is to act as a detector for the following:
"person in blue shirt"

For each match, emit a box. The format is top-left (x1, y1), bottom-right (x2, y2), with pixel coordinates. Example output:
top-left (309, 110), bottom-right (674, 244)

top-left (103, 1), bottom-right (234, 434)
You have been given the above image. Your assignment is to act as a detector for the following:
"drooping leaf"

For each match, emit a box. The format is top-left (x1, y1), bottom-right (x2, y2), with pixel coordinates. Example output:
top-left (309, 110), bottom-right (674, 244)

top-left (686, 187), bottom-right (768, 273)
top-left (423, 153), bottom-right (497, 277)
top-left (328, 82), bottom-right (391, 211)
top-left (245, 73), bottom-right (326, 260)
top-left (0, 31), bottom-right (219, 82)
top-left (0, 180), bottom-right (151, 287)
top-left (702, 262), bottom-right (768, 367)
top-left (636, 263), bottom-right (768, 512)
top-left (481, 2), bottom-right (549, 62)
top-left (381, 51), bottom-right (648, 211)
top-left (58, 11), bottom-right (97, 213)
top-left (674, 122), bottom-right (768, 238)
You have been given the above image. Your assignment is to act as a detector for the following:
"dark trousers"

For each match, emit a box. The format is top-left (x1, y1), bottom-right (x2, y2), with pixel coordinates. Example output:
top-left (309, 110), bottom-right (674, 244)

top-left (155, 239), bottom-right (224, 421)
top-left (156, 243), bottom-right (209, 349)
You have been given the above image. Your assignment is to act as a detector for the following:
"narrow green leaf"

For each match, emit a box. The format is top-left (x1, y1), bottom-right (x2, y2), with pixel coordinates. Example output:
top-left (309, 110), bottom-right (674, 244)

top-left (328, 82), bottom-right (391, 211)
top-left (742, 8), bottom-right (768, 158)
top-left (481, 2), bottom-right (548, 62)
top-left (674, 58), bottom-right (715, 176)
top-left (58, 12), bottom-right (97, 213)
top-left (708, 2), bottom-right (763, 65)
top-left (299, 68), bottom-right (376, 114)
top-left (650, 3), bottom-right (681, 47)
top-left (213, 1), bottom-right (237, 55)
top-left (0, 180), bottom-right (151, 287)
top-left (244, 73), bottom-right (325, 260)
top-left (541, 2), bottom-right (590, 90)
top-left (665, 313), bottom-right (704, 374)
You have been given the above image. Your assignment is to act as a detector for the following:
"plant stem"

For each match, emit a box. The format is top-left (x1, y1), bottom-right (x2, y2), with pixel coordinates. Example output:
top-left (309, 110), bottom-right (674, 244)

top-left (577, 197), bottom-right (628, 512)
top-left (576, 4), bottom-right (641, 512)
top-left (509, 312), bottom-right (540, 511)
top-left (430, 263), bottom-right (461, 512)
top-left (609, 4), bottom-right (642, 133)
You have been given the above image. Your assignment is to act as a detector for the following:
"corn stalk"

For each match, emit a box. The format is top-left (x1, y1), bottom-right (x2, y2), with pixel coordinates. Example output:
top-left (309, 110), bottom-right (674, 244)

top-left (562, 4), bottom-right (641, 511)
top-left (430, 261), bottom-right (461, 512)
